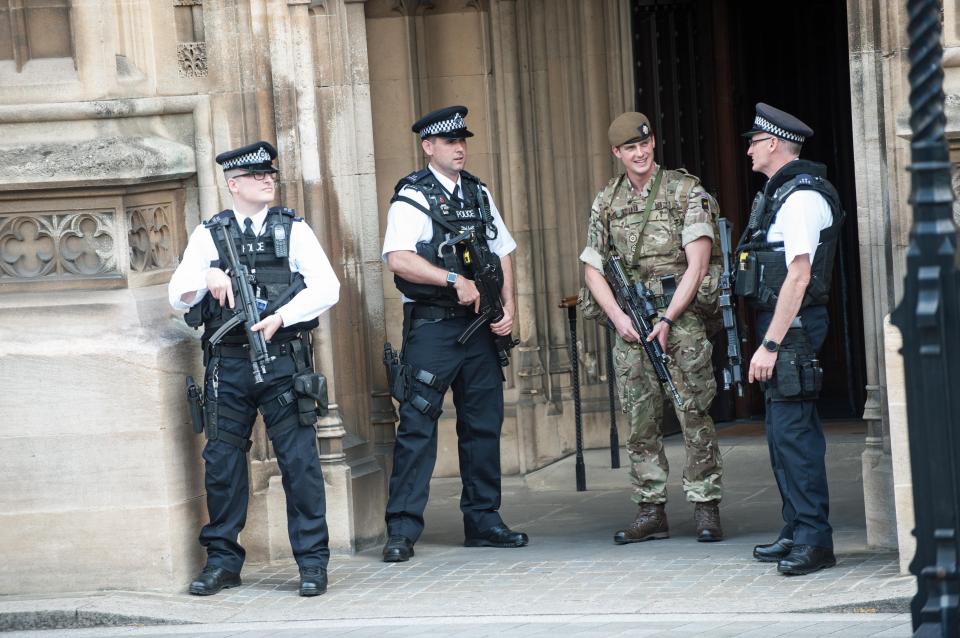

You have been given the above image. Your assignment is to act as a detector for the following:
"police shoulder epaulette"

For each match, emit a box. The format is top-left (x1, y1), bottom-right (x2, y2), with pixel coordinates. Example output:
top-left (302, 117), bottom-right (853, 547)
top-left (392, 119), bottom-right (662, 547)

top-left (269, 206), bottom-right (297, 218)
top-left (203, 209), bottom-right (234, 229)
top-left (459, 169), bottom-right (487, 188)
top-left (394, 168), bottom-right (432, 191)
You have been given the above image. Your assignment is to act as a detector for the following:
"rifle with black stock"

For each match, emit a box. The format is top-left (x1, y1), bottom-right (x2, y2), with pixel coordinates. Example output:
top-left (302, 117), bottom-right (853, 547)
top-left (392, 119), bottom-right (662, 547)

top-left (211, 218), bottom-right (275, 384)
top-left (603, 255), bottom-right (683, 409)
top-left (718, 217), bottom-right (744, 396)
top-left (455, 230), bottom-right (519, 368)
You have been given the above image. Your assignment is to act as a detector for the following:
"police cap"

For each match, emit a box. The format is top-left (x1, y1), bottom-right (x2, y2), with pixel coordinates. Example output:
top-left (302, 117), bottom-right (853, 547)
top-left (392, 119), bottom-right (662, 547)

top-left (412, 105), bottom-right (475, 139)
top-left (608, 112), bottom-right (653, 147)
top-left (743, 103), bottom-right (813, 144)
top-left (215, 141), bottom-right (279, 173)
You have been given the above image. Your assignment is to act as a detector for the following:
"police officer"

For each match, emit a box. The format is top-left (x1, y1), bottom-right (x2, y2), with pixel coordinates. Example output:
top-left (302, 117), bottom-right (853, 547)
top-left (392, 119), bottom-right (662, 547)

top-left (380, 105), bottom-right (527, 562)
top-left (168, 141), bottom-right (340, 596)
top-left (580, 112), bottom-right (724, 545)
top-left (737, 103), bottom-right (844, 575)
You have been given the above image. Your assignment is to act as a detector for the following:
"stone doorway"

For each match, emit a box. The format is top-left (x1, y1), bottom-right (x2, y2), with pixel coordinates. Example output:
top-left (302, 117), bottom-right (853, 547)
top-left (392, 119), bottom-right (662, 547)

top-left (630, 0), bottom-right (867, 422)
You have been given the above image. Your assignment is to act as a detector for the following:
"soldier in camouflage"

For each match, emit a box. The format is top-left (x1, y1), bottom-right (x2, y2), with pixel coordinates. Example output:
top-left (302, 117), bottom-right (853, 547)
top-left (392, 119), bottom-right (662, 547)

top-left (580, 112), bottom-right (724, 544)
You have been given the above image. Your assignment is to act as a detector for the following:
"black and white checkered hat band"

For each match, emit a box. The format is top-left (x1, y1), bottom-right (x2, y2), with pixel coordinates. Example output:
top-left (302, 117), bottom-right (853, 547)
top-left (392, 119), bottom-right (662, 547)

top-left (221, 147), bottom-right (273, 170)
top-left (754, 115), bottom-right (805, 143)
top-left (419, 113), bottom-right (466, 138)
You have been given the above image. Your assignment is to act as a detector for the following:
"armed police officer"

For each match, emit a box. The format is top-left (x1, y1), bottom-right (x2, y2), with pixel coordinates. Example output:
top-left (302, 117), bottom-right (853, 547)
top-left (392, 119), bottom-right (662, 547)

top-left (168, 141), bottom-right (340, 596)
top-left (581, 112), bottom-right (724, 545)
top-left (380, 105), bottom-right (527, 562)
top-left (737, 104), bottom-right (844, 575)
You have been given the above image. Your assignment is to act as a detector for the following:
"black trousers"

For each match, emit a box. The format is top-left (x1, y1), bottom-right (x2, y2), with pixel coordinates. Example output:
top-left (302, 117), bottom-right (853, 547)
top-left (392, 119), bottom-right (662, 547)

top-left (385, 316), bottom-right (506, 542)
top-left (200, 346), bottom-right (329, 572)
top-left (756, 304), bottom-right (833, 550)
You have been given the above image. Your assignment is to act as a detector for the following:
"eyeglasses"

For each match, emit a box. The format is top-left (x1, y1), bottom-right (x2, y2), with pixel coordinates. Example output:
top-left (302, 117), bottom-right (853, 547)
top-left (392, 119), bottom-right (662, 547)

top-left (747, 137), bottom-right (774, 148)
top-left (232, 171), bottom-right (277, 182)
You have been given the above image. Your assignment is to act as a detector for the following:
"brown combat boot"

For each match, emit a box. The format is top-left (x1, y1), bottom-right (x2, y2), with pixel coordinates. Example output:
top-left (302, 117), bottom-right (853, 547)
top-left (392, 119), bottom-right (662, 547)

top-left (613, 503), bottom-right (669, 544)
top-left (694, 500), bottom-right (723, 542)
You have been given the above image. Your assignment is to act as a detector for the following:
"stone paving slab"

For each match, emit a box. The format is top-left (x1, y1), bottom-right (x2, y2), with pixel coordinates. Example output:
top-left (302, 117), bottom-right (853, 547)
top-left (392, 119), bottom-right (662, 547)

top-left (0, 422), bottom-right (917, 634)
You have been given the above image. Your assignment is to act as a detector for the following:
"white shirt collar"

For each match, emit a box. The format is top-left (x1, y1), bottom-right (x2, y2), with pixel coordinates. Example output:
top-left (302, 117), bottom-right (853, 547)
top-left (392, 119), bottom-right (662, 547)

top-left (235, 205), bottom-right (269, 235)
top-left (427, 164), bottom-right (462, 195)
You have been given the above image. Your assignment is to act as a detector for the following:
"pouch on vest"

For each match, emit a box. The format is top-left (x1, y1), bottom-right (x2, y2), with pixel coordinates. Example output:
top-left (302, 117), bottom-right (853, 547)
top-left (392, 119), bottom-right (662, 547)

top-left (293, 372), bottom-right (329, 425)
top-left (734, 252), bottom-right (759, 298)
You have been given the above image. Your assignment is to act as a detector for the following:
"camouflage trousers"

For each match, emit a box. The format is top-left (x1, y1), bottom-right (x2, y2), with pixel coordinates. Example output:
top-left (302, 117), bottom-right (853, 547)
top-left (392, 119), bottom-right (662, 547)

top-left (612, 311), bottom-right (722, 505)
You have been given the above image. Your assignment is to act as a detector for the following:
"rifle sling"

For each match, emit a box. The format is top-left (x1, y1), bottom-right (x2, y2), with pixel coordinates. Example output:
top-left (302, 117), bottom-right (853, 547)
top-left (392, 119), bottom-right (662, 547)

top-left (630, 167), bottom-right (664, 266)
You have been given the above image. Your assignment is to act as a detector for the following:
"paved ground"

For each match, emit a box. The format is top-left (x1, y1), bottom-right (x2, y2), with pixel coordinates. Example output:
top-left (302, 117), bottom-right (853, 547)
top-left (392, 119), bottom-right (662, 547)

top-left (0, 421), bottom-right (916, 637)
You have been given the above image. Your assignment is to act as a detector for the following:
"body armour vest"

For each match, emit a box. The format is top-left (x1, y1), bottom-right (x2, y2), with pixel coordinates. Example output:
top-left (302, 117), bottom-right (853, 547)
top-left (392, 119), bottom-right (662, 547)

top-left (735, 159), bottom-right (845, 311)
top-left (599, 168), bottom-right (722, 307)
top-left (390, 168), bottom-right (503, 306)
top-left (187, 208), bottom-right (319, 345)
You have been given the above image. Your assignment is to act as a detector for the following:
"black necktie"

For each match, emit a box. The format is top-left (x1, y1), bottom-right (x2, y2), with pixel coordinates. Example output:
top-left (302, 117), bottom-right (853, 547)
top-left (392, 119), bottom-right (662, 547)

top-left (243, 217), bottom-right (256, 239)
top-left (451, 184), bottom-right (462, 208)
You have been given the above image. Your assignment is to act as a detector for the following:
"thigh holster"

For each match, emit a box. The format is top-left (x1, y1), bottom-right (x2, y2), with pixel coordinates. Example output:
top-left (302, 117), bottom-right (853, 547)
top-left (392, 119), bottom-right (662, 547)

top-left (383, 341), bottom-right (449, 421)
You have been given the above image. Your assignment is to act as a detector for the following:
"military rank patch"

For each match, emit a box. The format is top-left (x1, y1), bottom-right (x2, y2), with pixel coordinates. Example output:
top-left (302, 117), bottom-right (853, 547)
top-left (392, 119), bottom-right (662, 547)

top-left (701, 197), bottom-right (711, 213)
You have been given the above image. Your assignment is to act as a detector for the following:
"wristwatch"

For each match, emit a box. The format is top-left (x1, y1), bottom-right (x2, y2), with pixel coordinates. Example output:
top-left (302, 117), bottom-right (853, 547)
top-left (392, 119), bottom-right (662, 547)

top-left (446, 271), bottom-right (459, 287)
top-left (761, 338), bottom-right (780, 353)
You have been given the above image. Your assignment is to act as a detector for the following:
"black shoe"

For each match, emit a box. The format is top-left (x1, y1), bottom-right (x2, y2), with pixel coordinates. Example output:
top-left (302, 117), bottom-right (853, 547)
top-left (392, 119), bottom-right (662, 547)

top-left (777, 545), bottom-right (837, 575)
top-left (299, 566), bottom-right (327, 597)
top-left (188, 565), bottom-right (241, 596)
top-left (753, 538), bottom-right (794, 563)
top-left (382, 535), bottom-right (415, 562)
top-left (465, 524), bottom-right (529, 548)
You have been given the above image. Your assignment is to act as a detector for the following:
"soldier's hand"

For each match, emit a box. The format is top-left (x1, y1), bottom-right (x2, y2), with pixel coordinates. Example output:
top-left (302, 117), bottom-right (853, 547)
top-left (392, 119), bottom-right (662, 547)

top-left (490, 303), bottom-right (514, 336)
top-left (647, 320), bottom-right (670, 351)
top-left (252, 314), bottom-right (284, 342)
top-left (206, 268), bottom-right (235, 308)
top-left (612, 311), bottom-right (641, 343)
top-left (454, 276), bottom-right (481, 312)
top-left (749, 347), bottom-right (777, 384)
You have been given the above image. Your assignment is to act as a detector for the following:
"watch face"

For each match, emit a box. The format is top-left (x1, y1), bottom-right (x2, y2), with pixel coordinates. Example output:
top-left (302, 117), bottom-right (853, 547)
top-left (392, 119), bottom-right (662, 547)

top-left (763, 339), bottom-right (778, 352)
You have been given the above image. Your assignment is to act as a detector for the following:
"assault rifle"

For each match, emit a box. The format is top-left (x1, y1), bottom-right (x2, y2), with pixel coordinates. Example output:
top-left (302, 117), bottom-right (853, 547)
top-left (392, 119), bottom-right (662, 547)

top-left (603, 255), bottom-right (682, 408)
top-left (718, 218), bottom-right (744, 396)
top-left (207, 218), bottom-right (275, 384)
top-left (454, 230), bottom-right (519, 367)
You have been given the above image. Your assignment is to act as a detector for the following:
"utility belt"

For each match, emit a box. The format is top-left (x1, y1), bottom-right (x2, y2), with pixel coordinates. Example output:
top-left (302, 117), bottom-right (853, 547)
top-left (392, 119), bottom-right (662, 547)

top-left (186, 334), bottom-right (329, 452)
top-left (762, 325), bottom-right (823, 402)
top-left (409, 303), bottom-right (475, 321)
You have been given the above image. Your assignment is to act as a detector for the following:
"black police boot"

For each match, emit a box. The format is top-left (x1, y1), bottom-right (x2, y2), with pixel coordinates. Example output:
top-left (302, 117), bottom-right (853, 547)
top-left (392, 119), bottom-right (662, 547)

top-left (777, 545), bottom-right (837, 575)
top-left (464, 524), bottom-right (529, 548)
top-left (299, 566), bottom-right (327, 597)
top-left (382, 535), bottom-right (415, 562)
top-left (753, 538), bottom-right (794, 563)
top-left (188, 565), bottom-right (241, 596)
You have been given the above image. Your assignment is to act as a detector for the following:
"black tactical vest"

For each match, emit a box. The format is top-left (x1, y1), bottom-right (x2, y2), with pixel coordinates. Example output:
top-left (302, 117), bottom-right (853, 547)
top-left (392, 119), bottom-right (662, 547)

top-left (390, 168), bottom-right (503, 306)
top-left (188, 207), bottom-right (319, 345)
top-left (735, 160), bottom-right (845, 311)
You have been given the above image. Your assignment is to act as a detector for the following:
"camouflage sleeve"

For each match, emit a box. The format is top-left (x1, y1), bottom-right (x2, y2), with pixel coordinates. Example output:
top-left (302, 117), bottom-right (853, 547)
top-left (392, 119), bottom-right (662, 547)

top-left (680, 182), bottom-right (716, 248)
top-left (578, 190), bottom-right (608, 272)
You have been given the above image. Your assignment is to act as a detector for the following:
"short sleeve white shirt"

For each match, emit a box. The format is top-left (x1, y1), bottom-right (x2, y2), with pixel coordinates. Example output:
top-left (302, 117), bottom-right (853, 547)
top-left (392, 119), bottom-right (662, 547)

top-left (167, 206), bottom-right (340, 326)
top-left (766, 190), bottom-right (833, 266)
top-left (381, 164), bottom-right (516, 260)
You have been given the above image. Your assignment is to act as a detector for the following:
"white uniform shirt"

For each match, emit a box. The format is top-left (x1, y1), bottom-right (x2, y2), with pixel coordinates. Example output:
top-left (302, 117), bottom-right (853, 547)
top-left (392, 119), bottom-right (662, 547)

top-left (381, 165), bottom-right (516, 303)
top-left (168, 205), bottom-right (340, 326)
top-left (766, 190), bottom-right (833, 266)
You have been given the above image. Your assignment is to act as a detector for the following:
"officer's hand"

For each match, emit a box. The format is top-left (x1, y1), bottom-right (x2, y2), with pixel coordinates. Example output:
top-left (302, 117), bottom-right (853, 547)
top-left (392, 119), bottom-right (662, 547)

top-left (252, 314), bottom-right (284, 342)
top-left (749, 347), bottom-right (777, 384)
top-left (612, 311), bottom-right (641, 343)
top-left (454, 276), bottom-right (481, 312)
top-left (647, 320), bottom-right (670, 351)
top-left (206, 268), bottom-right (235, 308)
top-left (490, 304), bottom-right (514, 336)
